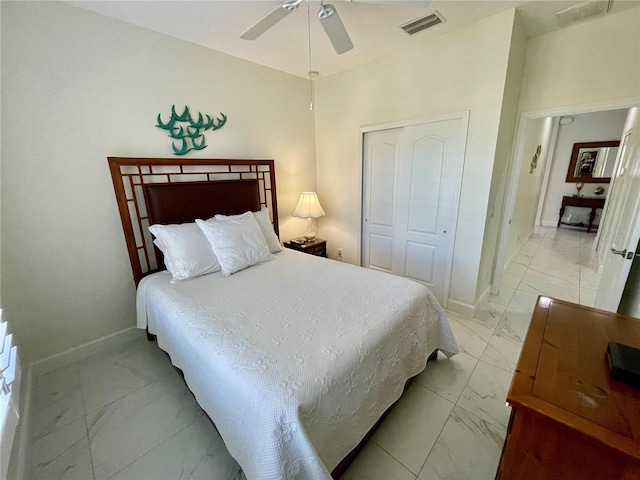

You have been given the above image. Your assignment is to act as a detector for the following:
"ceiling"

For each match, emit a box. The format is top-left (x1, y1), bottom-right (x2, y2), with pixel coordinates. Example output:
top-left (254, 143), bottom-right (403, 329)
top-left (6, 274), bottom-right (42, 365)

top-left (69, 0), bottom-right (637, 79)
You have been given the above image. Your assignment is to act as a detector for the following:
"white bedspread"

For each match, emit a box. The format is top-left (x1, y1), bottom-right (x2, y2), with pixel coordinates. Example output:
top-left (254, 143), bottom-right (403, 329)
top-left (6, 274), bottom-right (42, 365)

top-left (137, 249), bottom-right (458, 480)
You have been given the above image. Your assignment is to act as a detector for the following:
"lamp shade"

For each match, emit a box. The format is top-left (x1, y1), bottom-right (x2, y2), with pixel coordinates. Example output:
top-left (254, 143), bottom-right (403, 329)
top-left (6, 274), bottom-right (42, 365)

top-left (293, 192), bottom-right (325, 218)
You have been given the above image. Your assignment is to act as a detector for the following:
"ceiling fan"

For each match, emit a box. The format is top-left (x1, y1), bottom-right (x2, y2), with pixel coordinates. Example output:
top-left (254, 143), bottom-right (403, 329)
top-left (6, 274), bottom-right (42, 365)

top-left (240, 0), bottom-right (431, 55)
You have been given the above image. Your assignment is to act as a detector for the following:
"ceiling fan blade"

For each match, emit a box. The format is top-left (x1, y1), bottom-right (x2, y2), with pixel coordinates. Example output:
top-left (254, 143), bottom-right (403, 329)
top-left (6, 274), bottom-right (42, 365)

top-left (318, 4), bottom-right (354, 55)
top-left (240, 4), bottom-right (295, 40)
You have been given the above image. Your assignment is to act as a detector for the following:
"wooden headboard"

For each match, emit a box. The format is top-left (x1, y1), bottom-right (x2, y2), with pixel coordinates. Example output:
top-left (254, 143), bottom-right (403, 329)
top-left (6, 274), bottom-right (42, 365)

top-left (108, 157), bottom-right (278, 284)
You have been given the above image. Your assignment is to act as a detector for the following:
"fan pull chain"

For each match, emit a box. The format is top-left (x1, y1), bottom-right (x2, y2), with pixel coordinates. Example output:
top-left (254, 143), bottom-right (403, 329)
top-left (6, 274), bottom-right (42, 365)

top-left (307, 2), bottom-right (314, 111)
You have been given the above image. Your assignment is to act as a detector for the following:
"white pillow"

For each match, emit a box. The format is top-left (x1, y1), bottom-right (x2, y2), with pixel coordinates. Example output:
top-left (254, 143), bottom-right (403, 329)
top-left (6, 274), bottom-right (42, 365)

top-left (215, 208), bottom-right (282, 253)
top-left (196, 213), bottom-right (275, 276)
top-left (148, 222), bottom-right (221, 281)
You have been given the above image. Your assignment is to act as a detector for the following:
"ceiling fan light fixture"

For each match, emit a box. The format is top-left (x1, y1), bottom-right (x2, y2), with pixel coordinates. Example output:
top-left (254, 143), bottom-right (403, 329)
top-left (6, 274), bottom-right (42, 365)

top-left (283, 0), bottom-right (303, 12)
top-left (318, 4), bottom-right (336, 20)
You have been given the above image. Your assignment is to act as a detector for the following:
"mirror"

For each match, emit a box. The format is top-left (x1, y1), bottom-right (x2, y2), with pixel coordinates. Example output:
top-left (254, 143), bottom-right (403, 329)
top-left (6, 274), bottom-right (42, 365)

top-left (566, 141), bottom-right (619, 183)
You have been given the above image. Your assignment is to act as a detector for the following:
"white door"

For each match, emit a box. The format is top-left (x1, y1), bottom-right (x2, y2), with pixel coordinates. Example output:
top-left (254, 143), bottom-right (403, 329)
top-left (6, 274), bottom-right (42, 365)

top-left (362, 127), bottom-right (403, 275)
top-left (362, 117), bottom-right (466, 304)
top-left (595, 107), bottom-right (640, 312)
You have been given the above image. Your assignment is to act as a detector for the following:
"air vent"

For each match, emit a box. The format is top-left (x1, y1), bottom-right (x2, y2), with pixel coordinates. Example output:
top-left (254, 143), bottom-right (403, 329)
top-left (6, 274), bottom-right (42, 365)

top-left (401, 11), bottom-right (445, 36)
top-left (556, 0), bottom-right (613, 26)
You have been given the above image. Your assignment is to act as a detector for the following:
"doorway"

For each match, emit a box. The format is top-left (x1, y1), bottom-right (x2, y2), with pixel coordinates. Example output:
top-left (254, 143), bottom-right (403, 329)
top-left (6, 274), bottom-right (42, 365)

top-left (493, 101), bottom-right (639, 312)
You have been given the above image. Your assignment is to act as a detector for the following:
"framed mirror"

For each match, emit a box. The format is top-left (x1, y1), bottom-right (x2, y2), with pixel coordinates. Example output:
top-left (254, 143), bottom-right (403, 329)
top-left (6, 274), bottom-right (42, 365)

top-left (566, 140), bottom-right (620, 183)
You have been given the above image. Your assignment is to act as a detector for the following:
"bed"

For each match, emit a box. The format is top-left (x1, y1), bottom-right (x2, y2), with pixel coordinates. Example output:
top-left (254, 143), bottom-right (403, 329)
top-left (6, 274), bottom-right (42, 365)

top-left (108, 157), bottom-right (459, 479)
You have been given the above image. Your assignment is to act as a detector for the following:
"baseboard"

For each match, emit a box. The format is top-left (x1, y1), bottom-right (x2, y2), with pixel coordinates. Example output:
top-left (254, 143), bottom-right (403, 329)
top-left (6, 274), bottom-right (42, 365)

top-left (540, 220), bottom-right (557, 227)
top-left (31, 326), bottom-right (139, 378)
top-left (446, 298), bottom-right (476, 317)
top-left (503, 228), bottom-right (534, 272)
top-left (8, 365), bottom-right (33, 480)
top-left (10, 327), bottom-right (141, 478)
top-left (475, 285), bottom-right (491, 310)
top-left (503, 250), bottom-right (517, 274)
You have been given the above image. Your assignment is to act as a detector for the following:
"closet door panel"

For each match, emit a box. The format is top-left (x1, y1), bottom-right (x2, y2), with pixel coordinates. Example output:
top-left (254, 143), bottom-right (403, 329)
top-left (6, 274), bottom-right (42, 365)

top-left (369, 234), bottom-right (394, 272)
top-left (362, 115), bottom-right (467, 305)
top-left (363, 128), bottom-right (403, 275)
top-left (370, 143), bottom-right (397, 227)
top-left (406, 136), bottom-right (444, 234)
top-left (405, 241), bottom-right (435, 284)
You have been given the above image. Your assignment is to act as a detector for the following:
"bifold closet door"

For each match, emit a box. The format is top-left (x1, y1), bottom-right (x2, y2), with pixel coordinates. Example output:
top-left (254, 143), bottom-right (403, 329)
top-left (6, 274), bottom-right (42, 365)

top-left (362, 118), bottom-right (465, 303)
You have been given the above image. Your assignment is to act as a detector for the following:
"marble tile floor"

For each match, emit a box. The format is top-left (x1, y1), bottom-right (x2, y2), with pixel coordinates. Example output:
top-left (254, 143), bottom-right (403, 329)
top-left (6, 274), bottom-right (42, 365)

top-left (29, 226), bottom-right (601, 480)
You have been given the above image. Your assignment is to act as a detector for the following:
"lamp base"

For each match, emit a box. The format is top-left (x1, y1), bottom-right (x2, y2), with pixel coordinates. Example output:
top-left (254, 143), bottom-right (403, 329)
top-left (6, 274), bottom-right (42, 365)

top-left (304, 217), bottom-right (316, 241)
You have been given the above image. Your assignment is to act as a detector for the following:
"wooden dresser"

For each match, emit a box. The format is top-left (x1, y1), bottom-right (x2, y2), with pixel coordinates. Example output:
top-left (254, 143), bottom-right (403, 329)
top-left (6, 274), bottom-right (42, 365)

top-left (496, 297), bottom-right (640, 479)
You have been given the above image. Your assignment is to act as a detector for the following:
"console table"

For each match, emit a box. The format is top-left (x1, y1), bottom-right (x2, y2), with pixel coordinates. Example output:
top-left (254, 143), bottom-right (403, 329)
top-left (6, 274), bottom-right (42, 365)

top-left (557, 195), bottom-right (605, 233)
top-left (495, 297), bottom-right (640, 479)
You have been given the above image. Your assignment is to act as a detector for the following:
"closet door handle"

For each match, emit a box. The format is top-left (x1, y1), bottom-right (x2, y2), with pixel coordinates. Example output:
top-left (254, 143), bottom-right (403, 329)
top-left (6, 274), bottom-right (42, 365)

top-left (610, 247), bottom-right (627, 256)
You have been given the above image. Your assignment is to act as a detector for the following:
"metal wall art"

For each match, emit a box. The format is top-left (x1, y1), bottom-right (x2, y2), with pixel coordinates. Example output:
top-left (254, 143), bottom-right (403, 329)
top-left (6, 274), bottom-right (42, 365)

top-left (156, 105), bottom-right (227, 156)
top-left (529, 145), bottom-right (541, 174)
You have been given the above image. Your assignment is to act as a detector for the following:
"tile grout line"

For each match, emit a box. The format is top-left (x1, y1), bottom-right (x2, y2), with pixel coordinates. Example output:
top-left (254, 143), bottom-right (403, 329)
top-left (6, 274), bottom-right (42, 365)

top-left (103, 417), bottom-right (204, 480)
top-left (414, 408), bottom-right (454, 480)
top-left (78, 368), bottom-right (97, 480)
top-left (369, 437), bottom-right (422, 478)
top-left (83, 414), bottom-right (97, 480)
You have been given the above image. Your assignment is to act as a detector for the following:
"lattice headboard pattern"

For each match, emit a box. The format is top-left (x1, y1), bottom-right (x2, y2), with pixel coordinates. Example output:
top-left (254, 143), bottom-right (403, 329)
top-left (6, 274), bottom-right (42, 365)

top-left (108, 157), bottom-right (278, 284)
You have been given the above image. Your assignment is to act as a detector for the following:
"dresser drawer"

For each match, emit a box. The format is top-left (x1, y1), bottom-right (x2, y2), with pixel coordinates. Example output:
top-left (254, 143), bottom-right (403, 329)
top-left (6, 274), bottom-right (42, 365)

top-left (284, 238), bottom-right (327, 257)
top-left (305, 243), bottom-right (325, 256)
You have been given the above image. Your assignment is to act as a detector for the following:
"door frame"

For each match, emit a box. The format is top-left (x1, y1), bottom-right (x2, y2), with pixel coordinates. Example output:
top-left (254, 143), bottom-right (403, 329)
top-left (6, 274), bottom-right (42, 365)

top-left (533, 117), bottom-right (561, 227)
top-left (594, 109), bottom-right (640, 311)
top-left (492, 98), bottom-right (640, 295)
top-left (358, 111), bottom-right (470, 308)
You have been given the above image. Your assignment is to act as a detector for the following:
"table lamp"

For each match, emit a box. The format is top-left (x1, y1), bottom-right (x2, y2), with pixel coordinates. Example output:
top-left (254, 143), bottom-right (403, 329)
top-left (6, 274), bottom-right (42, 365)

top-left (293, 192), bottom-right (325, 241)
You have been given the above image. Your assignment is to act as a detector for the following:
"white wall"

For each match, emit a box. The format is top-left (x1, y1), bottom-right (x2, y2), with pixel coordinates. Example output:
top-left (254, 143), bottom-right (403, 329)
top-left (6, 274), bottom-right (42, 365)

top-left (506, 117), bottom-right (554, 261)
top-left (540, 110), bottom-right (628, 227)
top-left (518, 7), bottom-right (640, 114)
top-left (475, 12), bottom-right (528, 299)
top-left (315, 9), bottom-right (518, 311)
top-left (1, 2), bottom-right (316, 362)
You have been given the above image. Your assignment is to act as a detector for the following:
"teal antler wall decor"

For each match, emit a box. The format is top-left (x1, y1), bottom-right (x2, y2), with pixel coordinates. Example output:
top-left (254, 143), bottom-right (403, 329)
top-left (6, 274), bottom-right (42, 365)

top-left (156, 105), bottom-right (227, 156)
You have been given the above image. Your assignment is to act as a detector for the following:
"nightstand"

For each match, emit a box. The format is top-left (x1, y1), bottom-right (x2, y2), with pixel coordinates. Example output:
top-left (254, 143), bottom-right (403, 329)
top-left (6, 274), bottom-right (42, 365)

top-left (284, 238), bottom-right (327, 257)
